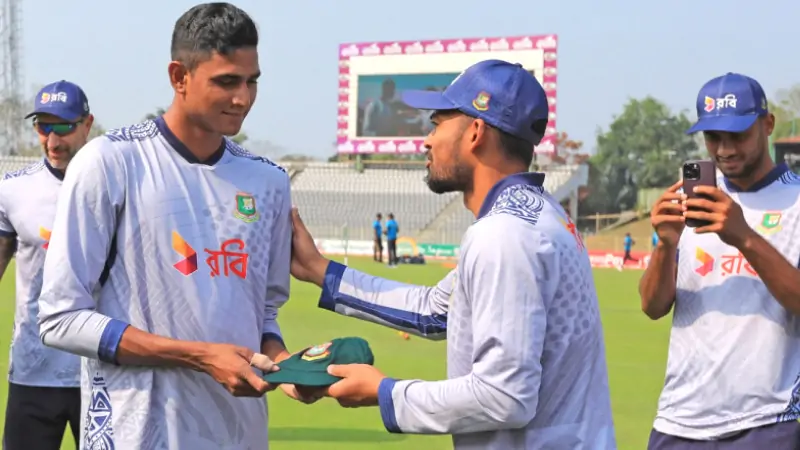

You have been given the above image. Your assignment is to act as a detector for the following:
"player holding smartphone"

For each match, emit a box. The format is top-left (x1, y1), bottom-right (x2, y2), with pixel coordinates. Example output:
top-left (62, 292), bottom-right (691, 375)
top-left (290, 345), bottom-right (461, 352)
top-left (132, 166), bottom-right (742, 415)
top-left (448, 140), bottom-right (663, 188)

top-left (681, 160), bottom-right (717, 228)
top-left (640, 73), bottom-right (800, 449)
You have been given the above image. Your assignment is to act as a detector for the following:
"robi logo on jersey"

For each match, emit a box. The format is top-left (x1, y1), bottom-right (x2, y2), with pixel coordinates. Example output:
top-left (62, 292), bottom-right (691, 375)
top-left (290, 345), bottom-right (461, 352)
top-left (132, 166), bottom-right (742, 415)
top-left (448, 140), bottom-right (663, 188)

top-left (171, 231), bottom-right (249, 279)
top-left (694, 247), bottom-right (759, 279)
top-left (694, 248), bottom-right (714, 276)
top-left (39, 226), bottom-right (51, 250)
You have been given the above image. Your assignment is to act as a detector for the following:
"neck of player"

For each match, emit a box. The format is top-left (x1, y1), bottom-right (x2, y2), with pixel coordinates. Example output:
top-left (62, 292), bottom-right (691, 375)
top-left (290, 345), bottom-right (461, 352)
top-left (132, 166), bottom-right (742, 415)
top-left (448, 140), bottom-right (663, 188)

top-left (464, 161), bottom-right (529, 217)
top-left (162, 108), bottom-right (224, 162)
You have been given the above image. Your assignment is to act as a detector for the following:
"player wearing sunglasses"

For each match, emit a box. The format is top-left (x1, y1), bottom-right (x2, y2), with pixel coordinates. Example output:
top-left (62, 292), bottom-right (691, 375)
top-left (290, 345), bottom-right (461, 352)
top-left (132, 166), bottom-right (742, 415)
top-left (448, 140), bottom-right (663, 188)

top-left (0, 80), bottom-right (93, 450)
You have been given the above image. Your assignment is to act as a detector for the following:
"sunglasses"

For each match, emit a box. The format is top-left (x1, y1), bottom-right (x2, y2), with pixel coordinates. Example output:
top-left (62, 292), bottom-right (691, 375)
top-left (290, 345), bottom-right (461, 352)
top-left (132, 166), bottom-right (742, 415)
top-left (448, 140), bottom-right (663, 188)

top-left (34, 119), bottom-right (82, 137)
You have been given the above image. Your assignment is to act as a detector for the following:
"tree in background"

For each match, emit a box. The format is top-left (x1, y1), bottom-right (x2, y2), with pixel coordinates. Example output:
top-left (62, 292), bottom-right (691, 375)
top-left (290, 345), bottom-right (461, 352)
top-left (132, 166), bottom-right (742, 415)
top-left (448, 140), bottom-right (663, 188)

top-left (549, 132), bottom-right (589, 166)
top-left (770, 84), bottom-right (800, 140)
top-left (582, 97), bottom-right (698, 214)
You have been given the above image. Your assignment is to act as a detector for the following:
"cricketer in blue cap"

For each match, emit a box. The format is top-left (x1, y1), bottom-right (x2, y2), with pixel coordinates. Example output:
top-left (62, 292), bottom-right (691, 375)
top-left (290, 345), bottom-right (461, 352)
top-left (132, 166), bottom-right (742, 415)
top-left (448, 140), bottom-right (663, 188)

top-left (686, 72), bottom-right (770, 135)
top-left (399, 59), bottom-right (549, 195)
top-left (287, 58), bottom-right (617, 447)
top-left (685, 73), bottom-right (776, 184)
top-left (25, 80), bottom-right (94, 172)
top-left (641, 72), bottom-right (800, 449)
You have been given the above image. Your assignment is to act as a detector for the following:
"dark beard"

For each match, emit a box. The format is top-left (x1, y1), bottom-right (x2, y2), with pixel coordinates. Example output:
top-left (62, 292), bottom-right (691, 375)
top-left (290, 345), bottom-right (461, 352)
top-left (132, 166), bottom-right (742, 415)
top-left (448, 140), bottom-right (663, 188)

top-left (425, 164), bottom-right (472, 194)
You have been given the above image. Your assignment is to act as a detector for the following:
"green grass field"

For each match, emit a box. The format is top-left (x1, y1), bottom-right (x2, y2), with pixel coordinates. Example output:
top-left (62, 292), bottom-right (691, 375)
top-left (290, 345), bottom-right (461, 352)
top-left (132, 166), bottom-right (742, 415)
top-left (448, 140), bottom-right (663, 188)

top-left (0, 257), bottom-right (670, 449)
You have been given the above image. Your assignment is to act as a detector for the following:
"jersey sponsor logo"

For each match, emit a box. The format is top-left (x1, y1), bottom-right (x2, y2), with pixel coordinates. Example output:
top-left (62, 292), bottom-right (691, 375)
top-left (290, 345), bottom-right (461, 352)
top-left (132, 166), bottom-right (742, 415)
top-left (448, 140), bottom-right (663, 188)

top-left (205, 238), bottom-right (249, 279)
top-left (560, 215), bottom-right (585, 250)
top-left (694, 247), bottom-right (714, 276)
top-left (301, 342), bottom-right (332, 361)
top-left (756, 211), bottom-right (782, 235)
top-left (171, 231), bottom-right (198, 276)
top-left (233, 192), bottom-right (260, 223)
top-left (695, 247), bottom-right (758, 278)
top-left (39, 226), bottom-right (51, 250)
top-left (172, 232), bottom-right (250, 279)
top-left (718, 251), bottom-right (757, 278)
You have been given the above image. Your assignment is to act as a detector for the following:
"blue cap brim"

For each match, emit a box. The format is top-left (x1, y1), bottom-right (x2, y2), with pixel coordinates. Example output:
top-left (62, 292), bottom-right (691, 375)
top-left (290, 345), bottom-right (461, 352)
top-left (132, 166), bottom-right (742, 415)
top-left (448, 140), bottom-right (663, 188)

top-left (686, 115), bottom-right (758, 134)
top-left (401, 90), bottom-right (457, 111)
top-left (24, 108), bottom-right (82, 122)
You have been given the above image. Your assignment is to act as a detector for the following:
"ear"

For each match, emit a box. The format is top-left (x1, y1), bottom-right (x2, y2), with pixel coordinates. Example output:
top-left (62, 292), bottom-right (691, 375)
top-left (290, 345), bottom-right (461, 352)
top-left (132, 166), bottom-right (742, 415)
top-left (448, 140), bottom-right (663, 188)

top-left (83, 114), bottom-right (95, 132)
top-left (764, 113), bottom-right (775, 136)
top-left (168, 61), bottom-right (189, 94)
top-left (466, 118), bottom-right (489, 155)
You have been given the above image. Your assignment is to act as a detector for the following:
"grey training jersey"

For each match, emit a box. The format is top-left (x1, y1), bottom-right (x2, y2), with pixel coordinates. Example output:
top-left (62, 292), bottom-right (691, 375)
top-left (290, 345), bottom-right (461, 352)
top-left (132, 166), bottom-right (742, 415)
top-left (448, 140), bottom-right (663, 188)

top-left (0, 159), bottom-right (81, 387)
top-left (656, 164), bottom-right (800, 439)
top-left (318, 173), bottom-right (616, 449)
top-left (37, 117), bottom-right (292, 450)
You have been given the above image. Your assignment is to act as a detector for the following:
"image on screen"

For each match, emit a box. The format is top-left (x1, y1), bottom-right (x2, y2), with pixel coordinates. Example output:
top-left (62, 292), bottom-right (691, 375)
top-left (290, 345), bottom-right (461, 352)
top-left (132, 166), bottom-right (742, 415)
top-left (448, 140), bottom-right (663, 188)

top-left (355, 73), bottom-right (460, 138)
top-left (355, 70), bottom-right (537, 138)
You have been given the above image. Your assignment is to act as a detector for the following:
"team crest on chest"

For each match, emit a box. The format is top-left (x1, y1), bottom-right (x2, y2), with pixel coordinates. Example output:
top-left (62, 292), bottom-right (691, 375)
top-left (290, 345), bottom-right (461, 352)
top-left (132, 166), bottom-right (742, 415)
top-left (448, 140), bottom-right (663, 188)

top-left (233, 192), bottom-right (260, 223)
top-left (756, 211), bottom-right (782, 235)
top-left (301, 342), bottom-right (332, 361)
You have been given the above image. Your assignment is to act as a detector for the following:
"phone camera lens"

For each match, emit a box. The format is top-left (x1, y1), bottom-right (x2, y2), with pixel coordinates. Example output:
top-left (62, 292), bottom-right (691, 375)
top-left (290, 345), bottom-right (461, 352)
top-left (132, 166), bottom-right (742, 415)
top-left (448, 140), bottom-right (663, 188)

top-left (684, 163), bottom-right (701, 180)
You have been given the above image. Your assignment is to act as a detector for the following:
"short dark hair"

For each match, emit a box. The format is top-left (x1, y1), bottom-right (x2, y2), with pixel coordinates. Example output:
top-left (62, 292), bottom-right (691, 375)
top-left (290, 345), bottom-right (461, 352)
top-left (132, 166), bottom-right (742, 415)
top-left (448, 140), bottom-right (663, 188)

top-left (496, 119), bottom-right (547, 168)
top-left (171, 3), bottom-right (259, 71)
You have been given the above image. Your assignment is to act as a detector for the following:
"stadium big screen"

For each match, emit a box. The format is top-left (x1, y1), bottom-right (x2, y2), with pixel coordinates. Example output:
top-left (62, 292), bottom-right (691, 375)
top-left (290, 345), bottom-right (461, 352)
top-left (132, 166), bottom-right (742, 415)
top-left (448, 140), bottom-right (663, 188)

top-left (336, 35), bottom-right (559, 155)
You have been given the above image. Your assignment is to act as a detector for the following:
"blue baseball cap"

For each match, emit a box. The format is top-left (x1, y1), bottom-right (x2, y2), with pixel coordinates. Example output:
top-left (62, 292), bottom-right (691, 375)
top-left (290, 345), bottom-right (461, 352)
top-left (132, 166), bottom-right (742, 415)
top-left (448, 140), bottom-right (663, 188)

top-left (401, 59), bottom-right (549, 144)
top-left (25, 80), bottom-right (90, 122)
top-left (686, 73), bottom-right (768, 134)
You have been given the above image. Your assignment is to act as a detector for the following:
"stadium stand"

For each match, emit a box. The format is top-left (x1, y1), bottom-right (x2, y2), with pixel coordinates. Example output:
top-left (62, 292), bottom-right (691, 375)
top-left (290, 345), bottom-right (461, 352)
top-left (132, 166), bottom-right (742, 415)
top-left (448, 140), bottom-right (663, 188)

top-left (290, 162), bottom-right (459, 241)
top-left (0, 156), bottom-right (39, 177)
top-left (0, 156), bottom-right (588, 246)
top-left (290, 162), bottom-right (587, 244)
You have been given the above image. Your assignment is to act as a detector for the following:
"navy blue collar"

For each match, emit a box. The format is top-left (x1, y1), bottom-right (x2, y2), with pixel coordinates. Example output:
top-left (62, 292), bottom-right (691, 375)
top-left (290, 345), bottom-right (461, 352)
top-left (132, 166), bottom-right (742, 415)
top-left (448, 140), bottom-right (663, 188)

top-left (722, 162), bottom-right (790, 193)
top-left (43, 158), bottom-right (64, 181)
top-left (154, 116), bottom-right (226, 166)
top-left (477, 172), bottom-right (546, 219)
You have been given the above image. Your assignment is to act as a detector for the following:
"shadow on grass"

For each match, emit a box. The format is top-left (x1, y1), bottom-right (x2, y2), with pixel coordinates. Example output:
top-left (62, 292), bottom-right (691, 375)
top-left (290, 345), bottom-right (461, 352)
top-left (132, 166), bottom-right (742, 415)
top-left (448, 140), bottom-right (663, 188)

top-left (270, 427), bottom-right (406, 442)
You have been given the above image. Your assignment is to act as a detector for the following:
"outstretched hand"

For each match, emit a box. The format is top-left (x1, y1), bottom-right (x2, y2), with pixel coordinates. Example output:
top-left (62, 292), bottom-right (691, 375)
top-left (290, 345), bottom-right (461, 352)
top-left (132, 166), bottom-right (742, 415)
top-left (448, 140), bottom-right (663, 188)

top-left (325, 364), bottom-right (387, 408)
top-left (199, 344), bottom-right (278, 397)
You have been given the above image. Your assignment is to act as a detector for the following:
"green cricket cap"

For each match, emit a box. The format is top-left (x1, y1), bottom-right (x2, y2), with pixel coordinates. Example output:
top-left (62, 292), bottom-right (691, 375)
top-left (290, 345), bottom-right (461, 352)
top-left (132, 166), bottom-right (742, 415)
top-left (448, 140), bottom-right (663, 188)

top-left (263, 337), bottom-right (375, 387)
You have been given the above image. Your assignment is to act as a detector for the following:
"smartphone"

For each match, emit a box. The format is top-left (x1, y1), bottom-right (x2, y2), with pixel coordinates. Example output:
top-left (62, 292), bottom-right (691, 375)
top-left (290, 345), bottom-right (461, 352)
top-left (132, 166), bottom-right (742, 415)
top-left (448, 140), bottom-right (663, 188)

top-left (682, 160), bottom-right (717, 228)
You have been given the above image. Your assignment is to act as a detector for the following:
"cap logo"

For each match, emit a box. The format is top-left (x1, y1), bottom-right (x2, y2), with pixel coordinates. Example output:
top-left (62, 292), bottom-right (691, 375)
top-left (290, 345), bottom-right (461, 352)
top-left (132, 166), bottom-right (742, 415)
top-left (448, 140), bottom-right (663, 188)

top-left (301, 342), bottom-right (332, 361)
top-left (705, 94), bottom-right (737, 113)
top-left (703, 96), bottom-right (714, 112)
top-left (41, 92), bottom-right (68, 105)
top-left (472, 91), bottom-right (491, 111)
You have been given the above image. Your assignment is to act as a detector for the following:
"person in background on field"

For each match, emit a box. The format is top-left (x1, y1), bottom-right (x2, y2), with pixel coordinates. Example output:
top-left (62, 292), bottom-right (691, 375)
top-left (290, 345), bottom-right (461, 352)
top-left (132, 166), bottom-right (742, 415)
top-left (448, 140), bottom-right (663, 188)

top-left (617, 232), bottom-right (638, 271)
top-left (385, 212), bottom-right (399, 266)
top-left (288, 59), bottom-right (615, 449)
top-left (640, 72), bottom-right (800, 449)
top-left (373, 213), bottom-right (383, 263)
top-left (0, 80), bottom-right (93, 450)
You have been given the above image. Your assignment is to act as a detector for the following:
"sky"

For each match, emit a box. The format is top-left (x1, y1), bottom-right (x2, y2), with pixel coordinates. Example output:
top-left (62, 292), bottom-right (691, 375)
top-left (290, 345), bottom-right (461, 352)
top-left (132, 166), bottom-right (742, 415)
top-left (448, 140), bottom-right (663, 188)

top-left (20, 0), bottom-right (800, 159)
